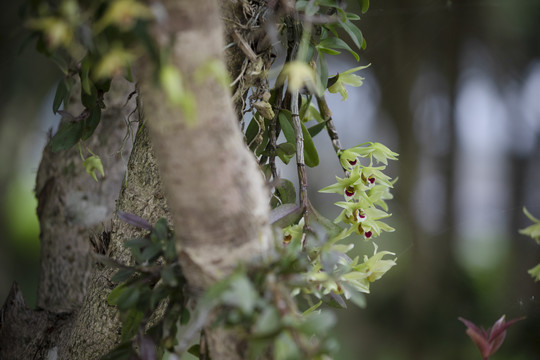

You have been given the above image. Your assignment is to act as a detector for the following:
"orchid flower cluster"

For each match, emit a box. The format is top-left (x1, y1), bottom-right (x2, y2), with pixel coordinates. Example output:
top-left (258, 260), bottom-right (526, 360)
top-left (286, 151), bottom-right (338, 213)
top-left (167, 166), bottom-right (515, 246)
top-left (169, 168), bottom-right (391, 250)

top-left (519, 207), bottom-right (540, 281)
top-left (283, 142), bottom-right (399, 305)
top-left (323, 142), bottom-right (398, 240)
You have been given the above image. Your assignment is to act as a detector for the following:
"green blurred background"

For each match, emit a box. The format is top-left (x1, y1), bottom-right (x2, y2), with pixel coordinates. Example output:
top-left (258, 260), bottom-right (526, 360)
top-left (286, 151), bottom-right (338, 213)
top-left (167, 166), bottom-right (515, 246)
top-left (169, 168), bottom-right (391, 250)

top-left (1, 0), bottom-right (540, 359)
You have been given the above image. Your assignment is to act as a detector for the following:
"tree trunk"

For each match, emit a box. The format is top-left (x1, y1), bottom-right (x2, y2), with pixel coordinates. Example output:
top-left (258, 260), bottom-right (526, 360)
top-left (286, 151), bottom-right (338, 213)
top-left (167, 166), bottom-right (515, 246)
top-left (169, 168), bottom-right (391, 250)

top-left (1, 1), bottom-right (271, 359)
top-left (137, 1), bottom-right (271, 357)
top-left (1, 78), bottom-right (138, 359)
top-left (137, 0), bottom-right (270, 292)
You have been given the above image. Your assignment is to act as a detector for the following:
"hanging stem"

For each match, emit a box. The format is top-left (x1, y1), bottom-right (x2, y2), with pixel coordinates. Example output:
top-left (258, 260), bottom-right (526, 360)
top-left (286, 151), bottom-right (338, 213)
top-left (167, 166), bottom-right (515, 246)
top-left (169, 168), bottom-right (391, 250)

top-left (291, 90), bottom-right (308, 212)
top-left (316, 94), bottom-right (343, 155)
top-left (267, 86), bottom-right (284, 181)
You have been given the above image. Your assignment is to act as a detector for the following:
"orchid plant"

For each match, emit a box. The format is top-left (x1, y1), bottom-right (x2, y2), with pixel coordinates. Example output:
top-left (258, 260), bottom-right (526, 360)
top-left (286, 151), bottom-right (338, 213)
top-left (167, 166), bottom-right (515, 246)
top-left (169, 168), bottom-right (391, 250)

top-left (26, 0), bottom-right (402, 358)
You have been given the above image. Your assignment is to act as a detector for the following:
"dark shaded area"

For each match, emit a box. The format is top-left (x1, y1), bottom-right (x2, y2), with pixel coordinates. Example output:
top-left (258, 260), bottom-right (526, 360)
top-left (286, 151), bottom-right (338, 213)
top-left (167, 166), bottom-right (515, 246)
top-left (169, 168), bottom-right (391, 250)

top-left (330, 0), bottom-right (540, 359)
top-left (0, 0), bottom-right (60, 307)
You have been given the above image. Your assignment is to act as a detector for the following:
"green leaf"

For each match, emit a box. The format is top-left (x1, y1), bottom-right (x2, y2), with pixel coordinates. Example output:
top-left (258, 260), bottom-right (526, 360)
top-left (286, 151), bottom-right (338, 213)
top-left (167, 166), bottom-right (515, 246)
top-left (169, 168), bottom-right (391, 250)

top-left (82, 106), bottom-right (101, 140)
top-left (317, 51), bottom-right (329, 89)
top-left (253, 305), bottom-right (281, 336)
top-left (100, 341), bottom-right (133, 360)
top-left (296, 311), bottom-right (336, 336)
top-left (341, 20), bottom-right (364, 51)
top-left (150, 285), bottom-right (168, 309)
top-left (362, 0), bottom-right (370, 13)
top-left (270, 204), bottom-right (303, 228)
top-left (249, 339), bottom-right (273, 360)
top-left (318, 37), bottom-right (359, 61)
top-left (108, 285), bottom-right (127, 306)
top-left (296, 0), bottom-right (308, 11)
top-left (81, 81), bottom-right (98, 109)
top-left (221, 276), bottom-right (257, 315)
top-left (318, 47), bottom-right (341, 56)
top-left (95, 78), bottom-right (112, 92)
top-left (274, 331), bottom-right (301, 360)
top-left (120, 308), bottom-right (144, 341)
top-left (278, 111), bottom-right (295, 145)
top-left (50, 121), bottom-right (83, 152)
top-left (274, 179), bottom-right (297, 205)
top-left (523, 207), bottom-right (540, 223)
top-left (151, 218), bottom-right (169, 242)
top-left (201, 273), bottom-right (237, 307)
top-left (346, 12), bottom-right (361, 21)
top-left (63, 77), bottom-right (73, 107)
top-left (117, 286), bottom-right (141, 311)
top-left (140, 243), bottom-right (162, 262)
top-left (306, 205), bottom-right (343, 238)
top-left (336, 7), bottom-right (348, 22)
top-left (81, 56), bottom-right (92, 94)
top-left (124, 66), bottom-right (134, 82)
top-left (161, 265), bottom-right (179, 287)
top-left (245, 117), bottom-right (259, 146)
top-left (302, 300), bottom-right (322, 316)
top-left (180, 307), bottom-right (191, 325)
top-left (299, 95), bottom-right (312, 120)
top-left (187, 344), bottom-right (200, 357)
top-left (317, 0), bottom-right (340, 7)
top-left (279, 110), bottom-right (319, 167)
top-left (125, 237), bottom-right (152, 251)
top-left (164, 236), bottom-right (176, 262)
top-left (341, 283), bottom-right (366, 308)
top-left (112, 268), bottom-right (135, 283)
top-left (301, 122), bottom-right (319, 167)
top-left (325, 24), bottom-right (339, 38)
top-left (308, 122), bottom-right (326, 138)
top-left (276, 143), bottom-right (296, 164)
top-left (53, 79), bottom-right (68, 114)
top-left (323, 293), bottom-right (347, 309)
top-left (528, 263), bottom-right (540, 281)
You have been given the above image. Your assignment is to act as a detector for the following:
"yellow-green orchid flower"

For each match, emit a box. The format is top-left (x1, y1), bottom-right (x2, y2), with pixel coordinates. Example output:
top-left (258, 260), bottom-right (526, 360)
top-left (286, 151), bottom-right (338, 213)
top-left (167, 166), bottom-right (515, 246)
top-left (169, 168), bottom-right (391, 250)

top-left (83, 155), bottom-right (105, 182)
top-left (328, 64), bottom-right (370, 101)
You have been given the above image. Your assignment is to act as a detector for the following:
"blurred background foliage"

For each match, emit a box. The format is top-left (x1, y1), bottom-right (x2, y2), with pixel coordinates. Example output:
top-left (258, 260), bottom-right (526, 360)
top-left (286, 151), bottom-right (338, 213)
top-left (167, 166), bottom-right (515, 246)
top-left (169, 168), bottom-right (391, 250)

top-left (1, 0), bottom-right (539, 359)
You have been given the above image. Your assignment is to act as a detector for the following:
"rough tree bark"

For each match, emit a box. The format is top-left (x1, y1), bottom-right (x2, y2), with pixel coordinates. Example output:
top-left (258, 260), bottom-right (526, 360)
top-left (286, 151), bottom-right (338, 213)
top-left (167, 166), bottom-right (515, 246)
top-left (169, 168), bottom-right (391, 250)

top-left (0, 78), bottom-right (138, 359)
top-left (0, 0), bottom-right (271, 359)
top-left (137, 1), bottom-right (271, 357)
top-left (138, 0), bottom-right (271, 291)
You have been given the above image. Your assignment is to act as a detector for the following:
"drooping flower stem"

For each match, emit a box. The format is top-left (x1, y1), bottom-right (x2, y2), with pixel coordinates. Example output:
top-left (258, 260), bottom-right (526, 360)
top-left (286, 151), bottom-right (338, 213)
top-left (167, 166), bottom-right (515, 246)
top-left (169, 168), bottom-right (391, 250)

top-left (291, 89), bottom-right (308, 213)
top-left (316, 94), bottom-right (346, 172)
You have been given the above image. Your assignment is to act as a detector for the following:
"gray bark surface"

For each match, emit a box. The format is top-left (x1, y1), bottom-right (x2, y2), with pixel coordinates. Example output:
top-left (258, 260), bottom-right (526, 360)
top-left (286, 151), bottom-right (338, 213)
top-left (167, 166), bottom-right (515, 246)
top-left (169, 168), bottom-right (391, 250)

top-left (138, 0), bottom-right (271, 291)
top-left (61, 124), bottom-right (170, 359)
top-left (35, 79), bottom-right (136, 313)
top-left (0, 79), bottom-right (138, 359)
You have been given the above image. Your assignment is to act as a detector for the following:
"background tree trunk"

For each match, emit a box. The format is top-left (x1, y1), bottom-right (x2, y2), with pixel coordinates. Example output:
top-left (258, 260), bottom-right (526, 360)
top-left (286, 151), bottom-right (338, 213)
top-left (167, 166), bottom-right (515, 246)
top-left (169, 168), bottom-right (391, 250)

top-left (35, 79), bottom-right (136, 313)
top-left (1, 78), bottom-right (137, 359)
